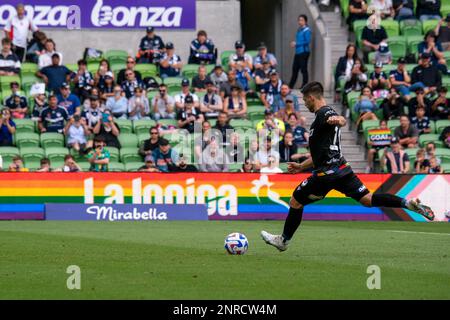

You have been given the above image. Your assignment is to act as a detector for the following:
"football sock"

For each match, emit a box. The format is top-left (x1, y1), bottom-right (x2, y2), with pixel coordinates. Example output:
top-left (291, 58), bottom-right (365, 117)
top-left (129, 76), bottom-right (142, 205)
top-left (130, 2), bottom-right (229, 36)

top-left (371, 194), bottom-right (407, 208)
top-left (282, 207), bottom-right (304, 242)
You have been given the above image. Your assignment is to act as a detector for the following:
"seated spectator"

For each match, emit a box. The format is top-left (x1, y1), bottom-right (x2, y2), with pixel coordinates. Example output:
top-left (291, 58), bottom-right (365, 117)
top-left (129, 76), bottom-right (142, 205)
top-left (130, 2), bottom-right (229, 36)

top-left (56, 155), bottom-right (82, 172)
top-left (95, 59), bottom-right (113, 88)
top-left (152, 138), bottom-right (179, 172)
top-left (4, 81), bottom-right (25, 105)
top-left (343, 58), bottom-right (368, 96)
top-left (200, 80), bottom-right (223, 118)
top-left (138, 155), bottom-right (160, 173)
top-left (188, 30), bottom-right (215, 65)
top-left (192, 65), bottom-right (211, 92)
top-left (195, 120), bottom-right (213, 160)
top-left (373, 42), bottom-right (392, 65)
top-left (425, 142), bottom-right (442, 164)
top-left (0, 38), bottom-right (20, 75)
top-left (223, 85), bottom-right (248, 119)
top-left (72, 59), bottom-right (94, 101)
top-left (260, 155), bottom-right (283, 173)
top-left (407, 87), bottom-right (432, 117)
top-left (428, 156), bottom-right (443, 173)
top-left (174, 79), bottom-right (200, 110)
top-left (354, 86), bottom-right (379, 127)
top-left (256, 110), bottom-right (286, 140)
top-left (209, 65), bottom-right (228, 88)
top-left (117, 57), bottom-right (142, 84)
top-left (159, 42), bottom-right (182, 78)
top-left (235, 64), bottom-right (254, 95)
top-left (254, 42), bottom-right (278, 69)
top-left (37, 54), bottom-right (71, 93)
top-left (394, 114), bottom-right (419, 148)
top-left (137, 27), bottom-right (165, 64)
top-left (128, 87), bottom-right (150, 120)
top-left (393, 0), bottom-right (415, 20)
top-left (121, 69), bottom-right (144, 99)
top-left (254, 60), bottom-right (274, 91)
top-left (285, 113), bottom-right (309, 148)
top-left (254, 137), bottom-right (281, 168)
top-left (416, 0), bottom-right (442, 22)
top-left (431, 86), bottom-right (450, 119)
top-left (38, 95), bottom-right (69, 133)
top-left (31, 93), bottom-right (48, 121)
top-left (0, 109), bottom-right (16, 146)
top-left (435, 14), bottom-right (450, 50)
top-left (229, 41), bottom-right (253, 71)
top-left (26, 30), bottom-right (47, 64)
top-left (8, 155), bottom-right (29, 172)
top-left (411, 52), bottom-right (442, 94)
top-left (365, 119), bottom-right (391, 172)
top-left (91, 110), bottom-right (121, 149)
top-left (418, 31), bottom-right (448, 74)
top-left (214, 112), bottom-right (234, 145)
top-left (382, 88), bottom-right (406, 119)
top-left (411, 105), bottom-right (432, 134)
top-left (64, 114), bottom-right (89, 154)
top-left (83, 87), bottom-right (105, 110)
top-left (335, 44), bottom-right (359, 94)
top-left (82, 95), bottom-right (104, 131)
top-left (239, 157), bottom-right (260, 173)
top-left (172, 154), bottom-right (198, 172)
top-left (87, 136), bottom-right (110, 172)
top-left (368, 61), bottom-right (390, 98)
top-left (140, 126), bottom-right (161, 157)
top-left (441, 125), bottom-right (450, 147)
top-left (219, 70), bottom-right (244, 100)
top-left (105, 85), bottom-right (128, 119)
top-left (4, 82), bottom-right (28, 119)
top-left (99, 73), bottom-right (115, 101)
top-left (382, 137), bottom-right (410, 173)
top-left (272, 84), bottom-right (301, 113)
top-left (152, 84), bottom-right (176, 120)
top-left (279, 131), bottom-right (303, 163)
top-left (57, 82), bottom-right (81, 117)
top-left (414, 148), bottom-right (430, 173)
top-left (361, 14), bottom-right (388, 63)
top-left (38, 39), bottom-right (62, 69)
top-left (225, 132), bottom-right (245, 164)
top-left (348, 0), bottom-right (369, 25)
top-left (177, 95), bottom-right (204, 133)
top-left (370, 0), bottom-right (395, 19)
top-left (389, 57), bottom-right (421, 99)
top-left (199, 139), bottom-right (228, 172)
top-left (261, 70), bottom-right (283, 108)
top-left (35, 158), bottom-right (52, 172)
top-left (275, 95), bottom-right (304, 125)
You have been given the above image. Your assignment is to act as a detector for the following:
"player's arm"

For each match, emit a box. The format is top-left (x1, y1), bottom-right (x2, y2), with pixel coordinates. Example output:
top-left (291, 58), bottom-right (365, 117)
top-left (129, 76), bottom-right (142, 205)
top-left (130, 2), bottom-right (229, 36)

top-left (326, 115), bottom-right (346, 127)
top-left (287, 157), bottom-right (313, 174)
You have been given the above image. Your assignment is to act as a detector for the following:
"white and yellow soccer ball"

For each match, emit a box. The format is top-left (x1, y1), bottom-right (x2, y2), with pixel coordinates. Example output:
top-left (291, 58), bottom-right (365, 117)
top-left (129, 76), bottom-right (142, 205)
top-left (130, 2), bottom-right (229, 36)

top-left (224, 233), bottom-right (249, 255)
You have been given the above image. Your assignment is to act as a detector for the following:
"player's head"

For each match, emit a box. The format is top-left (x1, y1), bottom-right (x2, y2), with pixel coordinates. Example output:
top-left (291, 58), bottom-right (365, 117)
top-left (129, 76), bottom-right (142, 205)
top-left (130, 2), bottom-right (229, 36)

top-left (301, 81), bottom-right (324, 112)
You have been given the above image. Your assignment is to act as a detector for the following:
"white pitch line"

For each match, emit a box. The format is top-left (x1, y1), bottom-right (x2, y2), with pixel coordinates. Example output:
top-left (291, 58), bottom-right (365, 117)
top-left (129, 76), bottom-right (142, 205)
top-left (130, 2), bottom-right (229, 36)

top-left (385, 230), bottom-right (450, 236)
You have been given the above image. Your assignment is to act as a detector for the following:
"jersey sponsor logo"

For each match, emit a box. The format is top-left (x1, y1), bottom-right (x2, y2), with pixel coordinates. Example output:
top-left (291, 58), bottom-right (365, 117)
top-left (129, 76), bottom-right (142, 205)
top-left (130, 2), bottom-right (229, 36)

top-left (358, 185), bottom-right (367, 193)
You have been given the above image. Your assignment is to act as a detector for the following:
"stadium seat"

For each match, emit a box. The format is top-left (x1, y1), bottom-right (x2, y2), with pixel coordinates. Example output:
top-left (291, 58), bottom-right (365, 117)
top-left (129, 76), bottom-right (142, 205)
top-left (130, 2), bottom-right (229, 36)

top-left (120, 148), bottom-right (142, 163)
top-left (134, 63), bottom-right (158, 78)
top-left (422, 19), bottom-right (440, 34)
top-left (435, 148), bottom-right (450, 163)
top-left (279, 163), bottom-right (288, 173)
top-left (353, 20), bottom-right (367, 47)
top-left (157, 119), bottom-right (178, 127)
top-left (0, 75), bottom-right (21, 92)
top-left (442, 163), bottom-right (450, 173)
top-left (40, 133), bottom-right (65, 149)
top-left (15, 132), bottom-right (40, 148)
top-left (435, 120), bottom-right (450, 134)
top-left (87, 62), bottom-right (99, 74)
top-left (246, 50), bottom-right (258, 60)
top-left (362, 120), bottom-right (380, 139)
top-left (133, 119), bottom-right (157, 135)
top-left (44, 147), bottom-right (69, 163)
top-left (220, 50), bottom-right (235, 66)
top-left (419, 134), bottom-right (443, 148)
top-left (0, 146), bottom-right (20, 163)
top-left (428, 120), bottom-right (436, 134)
top-left (230, 119), bottom-right (253, 129)
top-left (387, 119), bottom-right (400, 131)
top-left (118, 133), bottom-right (139, 148)
top-left (105, 147), bottom-right (119, 162)
top-left (25, 160), bottom-right (42, 171)
top-left (248, 112), bottom-right (265, 122)
top-left (14, 119), bottom-right (35, 133)
top-left (20, 62), bottom-right (39, 76)
top-left (380, 19), bottom-right (400, 38)
top-left (137, 133), bottom-right (150, 148)
top-left (147, 90), bottom-right (158, 101)
top-left (442, 5), bottom-right (450, 17)
top-left (163, 77), bottom-right (184, 86)
top-left (442, 77), bottom-right (450, 91)
top-left (78, 162), bottom-right (91, 171)
top-left (21, 75), bottom-right (42, 93)
top-left (406, 35), bottom-right (423, 56)
top-left (108, 162), bottom-right (125, 172)
top-left (388, 36), bottom-right (407, 60)
top-left (104, 49), bottom-right (128, 64)
top-left (182, 64), bottom-right (200, 78)
top-left (114, 119), bottom-right (133, 133)
top-left (400, 19), bottom-right (423, 37)
top-left (20, 147), bottom-right (45, 163)
top-left (65, 63), bottom-right (78, 73)
top-left (125, 162), bottom-right (144, 172)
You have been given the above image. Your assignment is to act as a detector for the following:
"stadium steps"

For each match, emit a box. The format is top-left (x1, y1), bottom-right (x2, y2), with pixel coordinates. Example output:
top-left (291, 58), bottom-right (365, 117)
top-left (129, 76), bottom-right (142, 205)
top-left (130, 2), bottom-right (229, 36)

top-left (320, 11), bottom-right (350, 72)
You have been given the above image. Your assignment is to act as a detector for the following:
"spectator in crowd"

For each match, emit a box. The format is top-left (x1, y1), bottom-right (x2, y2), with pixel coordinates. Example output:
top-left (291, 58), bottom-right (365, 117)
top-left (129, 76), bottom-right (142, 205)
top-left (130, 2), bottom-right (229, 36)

top-left (229, 41), bottom-right (253, 71)
top-left (260, 155), bottom-right (283, 173)
top-left (407, 87), bottom-right (432, 117)
top-left (285, 113), bottom-right (309, 148)
top-left (254, 42), bottom-right (278, 70)
top-left (209, 65), bottom-right (228, 88)
top-left (389, 57), bottom-right (421, 99)
top-left (174, 79), bottom-right (200, 110)
top-left (152, 138), bottom-right (179, 172)
top-left (240, 157), bottom-right (259, 173)
top-left (394, 114), bottom-right (419, 148)
top-left (343, 58), bottom-right (368, 96)
top-left (414, 148), bottom-right (430, 173)
top-left (214, 112), bottom-right (234, 144)
top-left (121, 68), bottom-right (144, 99)
top-left (38, 39), bottom-right (62, 70)
top-left (370, 0), bottom-right (395, 19)
top-left (188, 30), bottom-right (215, 65)
top-left (219, 70), bottom-right (244, 100)
top-left (382, 88), bottom-right (406, 119)
top-left (159, 42), bottom-right (182, 78)
top-left (195, 120), bottom-right (213, 160)
top-left (137, 27), bottom-right (165, 64)
top-left (82, 94), bottom-right (103, 130)
top-left (416, 0), bottom-right (442, 22)
top-left (368, 61), bottom-right (390, 98)
top-left (275, 94), bottom-right (304, 125)
top-left (172, 154), bottom-right (198, 172)
top-left (382, 137), bottom-right (410, 173)
top-left (223, 85), bottom-right (248, 119)
top-left (88, 136), bottom-right (110, 172)
top-left (94, 59), bottom-right (113, 88)
top-left (128, 87), bottom-right (150, 120)
top-left (177, 95), bottom-right (204, 133)
top-left (234, 62), bottom-right (253, 94)
top-left (279, 131), bottom-right (303, 163)
top-left (38, 95), bottom-right (69, 133)
top-left (0, 38), bottom-right (21, 75)
top-left (418, 31), bottom-right (448, 75)
top-left (435, 14), bottom-right (450, 50)
top-left (105, 85), bottom-right (128, 119)
top-left (138, 155), bottom-right (160, 173)
top-left (254, 137), bottom-right (281, 168)
top-left (440, 125), bottom-right (450, 148)
top-left (428, 156), bottom-right (443, 173)
top-left (348, 0), bottom-right (369, 25)
top-left (0, 109), bottom-right (16, 146)
top-left (37, 54), bottom-right (72, 93)
top-left (26, 30), bottom-right (47, 64)
top-left (35, 158), bottom-right (52, 172)
top-left (425, 142), bottom-right (442, 164)
top-left (64, 114), bottom-right (89, 154)
top-left (431, 86), bottom-right (449, 119)
top-left (117, 57), bottom-right (142, 85)
top-left (3, 3), bottom-right (38, 62)
top-left (411, 105), bottom-right (432, 134)
top-left (254, 60), bottom-right (274, 91)
top-left (4, 81), bottom-right (28, 119)
top-left (140, 126), bottom-right (162, 157)
top-left (31, 93), bottom-right (48, 121)
top-left (393, 0), bottom-right (415, 20)
top-left (73, 59), bottom-right (94, 101)
top-left (261, 70), bottom-right (283, 108)
top-left (8, 155), bottom-right (28, 172)
top-left (365, 119), bottom-right (391, 173)
top-left (91, 110), bottom-right (121, 149)
top-left (192, 65), bottom-right (211, 92)
top-left (335, 44), bottom-right (359, 96)
top-left (199, 139), bottom-right (228, 172)
top-left (57, 155), bottom-right (82, 172)
top-left (99, 71), bottom-right (115, 100)
top-left (152, 84), bottom-right (176, 120)
top-left (354, 86), bottom-right (379, 127)
top-left (411, 52), bottom-right (442, 94)
top-left (361, 14), bottom-right (389, 63)
top-left (225, 132), bottom-right (245, 164)
top-left (57, 82), bottom-right (81, 117)
top-left (200, 80), bottom-right (223, 118)
top-left (289, 14), bottom-right (311, 89)
top-left (272, 84), bottom-right (301, 113)
top-left (373, 42), bottom-right (392, 65)
top-left (256, 109), bottom-right (286, 139)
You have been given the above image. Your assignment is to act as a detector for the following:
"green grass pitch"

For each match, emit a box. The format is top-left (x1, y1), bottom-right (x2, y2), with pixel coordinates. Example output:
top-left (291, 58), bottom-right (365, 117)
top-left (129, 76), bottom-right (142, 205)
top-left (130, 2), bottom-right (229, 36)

top-left (0, 221), bottom-right (449, 299)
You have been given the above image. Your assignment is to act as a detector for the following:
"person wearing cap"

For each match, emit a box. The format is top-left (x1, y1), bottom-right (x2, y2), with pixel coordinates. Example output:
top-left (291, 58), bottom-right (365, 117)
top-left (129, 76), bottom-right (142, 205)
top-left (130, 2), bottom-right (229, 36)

top-left (361, 14), bottom-right (388, 63)
top-left (256, 109), bottom-right (286, 139)
top-left (152, 84), bottom-right (176, 120)
top-left (200, 80), bottom-right (223, 118)
top-left (37, 53), bottom-right (72, 93)
top-left (272, 83), bottom-right (302, 114)
top-left (81, 94), bottom-right (104, 129)
top-left (56, 82), bottom-right (81, 117)
top-left (4, 81), bottom-right (27, 115)
top-left (152, 138), bottom-right (179, 172)
top-left (209, 65), bottom-right (228, 88)
top-left (393, 114), bottom-right (419, 148)
top-left (229, 41), bottom-right (253, 71)
top-left (368, 61), bottom-right (389, 97)
top-left (8, 155), bottom-right (29, 172)
top-left (0, 38), bottom-right (21, 76)
top-left (435, 13), bottom-right (450, 50)
top-left (192, 65), bottom-right (212, 92)
top-left (174, 78), bottom-right (200, 110)
top-left (416, 0), bottom-right (442, 22)
top-left (128, 87), bottom-right (150, 121)
top-left (117, 57), bottom-right (142, 85)
top-left (288, 14), bottom-right (312, 89)
top-left (121, 67), bottom-right (144, 99)
top-left (374, 42), bottom-right (392, 65)
top-left (254, 42), bottom-right (278, 70)
top-left (138, 155), bottom-right (160, 173)
top-left (411, 52), bottom-right (442, 94)
top-left (223, 85), bottom-right (247, 119)
top-left (275, 94), bottom-right (303, 124)
top-left (137, 27), bottom-right (165, 64)
top-left (431, 86), bottom-right (449, 119)
top-left (254, 59), bottom-right (274, 91)
top-left (38, 95), bottom-right (69, 133)
top-left (176, 94), bottom-right (204, 133)
top-left (254, 136), bottom-right (281, 169)
top-left (64, 114), bottom-right (89, 154)
top-left (73, 59), bottom-right (94, 102)
top-left (160, 42), bottom-right (182, 78)
top-left (407, 86), bottom-right (432, 118)
top-left (37, 39), bottom-right (62, 70)
top-left (0, 109), bottom-right (16, 147)
top-left (381, 137), bottom-right (410, 173)
top-left (261, 69), bottom-right (283, 108)
top-left (411, 105), bottom-right (432, 135)
top-left (99, 71), bottom-right (116, 100)
top-left (188, 30), bottom-right (216, 65)
top-left (418, 30), bottom-right (448, 74)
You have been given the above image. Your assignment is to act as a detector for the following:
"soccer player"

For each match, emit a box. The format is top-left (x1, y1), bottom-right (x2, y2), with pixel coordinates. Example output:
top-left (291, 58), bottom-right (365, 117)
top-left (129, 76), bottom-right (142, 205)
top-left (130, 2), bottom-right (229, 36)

top-left (261, 82), bottom-right (435, 252)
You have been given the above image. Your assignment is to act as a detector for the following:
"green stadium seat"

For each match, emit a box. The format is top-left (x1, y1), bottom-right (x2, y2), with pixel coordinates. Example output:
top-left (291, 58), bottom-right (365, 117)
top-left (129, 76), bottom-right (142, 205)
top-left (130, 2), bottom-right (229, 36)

top-left (279, 162), bottom-right (288, 173)
top-left (104, 49), bottom-right (128, 64)
top-left (442, 163), bottom-right (450, 173)
top-left (118, 133), bottom-right (138, 148)
top-left (114, 119), bottom-right (133, 133)
top-left (353, 20), bottom-right (367, 47)
top-left (15, 132), bottom-right (40, 148)
top-left (227, 163), bottom-right (242, 172)
top-left (388, 36), bottom-right (407, 60)
top-left (157, 119), bottom-right (178, 127)
top-left (25, 160), bottom-right (42, 171)
top-left (134, 63), bottom-right (158, 78)
top-left (248, 112), bottom-right (265, 122)
top-left (125, 162), bottom-right (144, 172)
top-left (44, 147), bottom-right (69, 163)
top-left (0, 146), bottom-right (20, 163)
top-left (137, 133), bottom-right (150, 148)
top-left (442, 77), bottom-right (450, 91)
top-left (120, 147), bottom-right (142, 163)
top-left (246, 50), bottom-right (258, 60)
top-left (163, 77), bottom-right (184, 86)
top-left (399, 19), bottom-right (422, 37)
top-left (105, 147), bottom-right (119, 162)
top-left (435, 148), bottom-right (450, 163)
top-left (182, 64), bottom-right (200, 79)
top-left (230, 119), bottom-right (253, 129)
top-left (444, 51), bottom-right (450, 66)
top-left (87, 62), bottom-right (99, 74)
top-left (65, 63), bottom-right (78, 73)
top-left (362, 120), bottom-right (380, 138)
top-left (147, 90), bottom-right (158, 101)
top-left (419, 134), bottom-right (443, 148)
top-left (407, 35), bottom-right (423, 56)
top-left (40, 132), bottom-right (65, 149)
top-left (108, 162), bottom-right (125, 172)
top-left (442, 5), bottom-right (450, 18)
top-left (20, 62), bottom-right (39, 76)
top-left (14, 119), bottom-right (35, 133)
top-left (220, 50), bottom-right (235, 67)
top-left (422, 19), bottom-right (440, 34)
top-left (0, 75), bottom-right (21, 92)
top-left (381, 19), bottom-right (400, 37)
top-left (133, 119), bottom-right (157, 135)
top-left (20, 147), bottom-right (45, 163)
top-left (387, 119), bottom-right (400, 131)
top-left (78, 162), bottom-right (91, 171)
top-left (435, 120), bottom-right (450, 134)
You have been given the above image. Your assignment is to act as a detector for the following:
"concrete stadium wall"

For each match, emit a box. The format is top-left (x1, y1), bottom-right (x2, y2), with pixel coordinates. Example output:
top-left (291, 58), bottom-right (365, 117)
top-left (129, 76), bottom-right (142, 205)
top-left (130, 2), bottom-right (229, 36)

top-left (38, 0), bottom-right (241, 65)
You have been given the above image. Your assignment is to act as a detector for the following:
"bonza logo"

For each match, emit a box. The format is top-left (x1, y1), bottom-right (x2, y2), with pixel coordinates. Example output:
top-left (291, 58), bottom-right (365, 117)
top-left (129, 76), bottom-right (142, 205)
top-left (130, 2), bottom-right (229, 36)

top-left (84, 177), bottom-right (237, 216)
top-left (0, 4), bottom-right (80, 27)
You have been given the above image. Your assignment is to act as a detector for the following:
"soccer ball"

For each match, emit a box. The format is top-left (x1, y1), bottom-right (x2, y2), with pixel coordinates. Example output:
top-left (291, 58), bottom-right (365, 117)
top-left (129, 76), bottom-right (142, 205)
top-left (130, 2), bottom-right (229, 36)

top-left (224, 233), bottom-right (248, 255)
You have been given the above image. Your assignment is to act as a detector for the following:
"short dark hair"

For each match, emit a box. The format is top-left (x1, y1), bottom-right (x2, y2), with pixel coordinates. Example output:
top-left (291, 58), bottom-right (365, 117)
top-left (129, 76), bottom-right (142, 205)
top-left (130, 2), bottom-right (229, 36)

top-left (40, 158), bottom-right (50, 165)
top-left (2, 38), bottom-right (11, 45)
top-left (159, 138), bottom-right (169, 147)
top-left (64, 154), bottom-right (73, 162)
top-left (48, 94), bottom-right (58, 100)
top-left (299, 14), bottom-right (308, 23)
top-left (197, 30), bottom-right (207, 37)
top-left (77, 59), bottom-right (87, 66)
top-left (94, 135), bottom-right (106, 143)
top-left (301, 81), bottom-right (324, 98)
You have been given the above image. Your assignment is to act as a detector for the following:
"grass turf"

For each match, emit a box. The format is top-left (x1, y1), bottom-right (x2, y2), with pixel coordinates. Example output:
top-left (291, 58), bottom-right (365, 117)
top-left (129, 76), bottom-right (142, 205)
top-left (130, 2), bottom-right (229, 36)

top-left (0, 221), bottom-right (449, 299)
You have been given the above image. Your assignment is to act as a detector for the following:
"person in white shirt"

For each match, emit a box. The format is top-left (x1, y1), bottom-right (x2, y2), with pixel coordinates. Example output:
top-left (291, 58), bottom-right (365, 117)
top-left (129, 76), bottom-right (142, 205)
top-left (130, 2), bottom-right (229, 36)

top-left (3, 3), bottom-right (38, 62)
top-left (254, 137), bottom-right (281, 168)
top-left (128, 87), bottom-right (150, 120)
top-left (174, 78), bottom-right (200, 110)
top-left (105, 85), bottom-right (128, 119)
top-left (64, 114), bottom-right (90, 153)
top-left (38, 39), bottom-right (63, 69)
top-left (260, 155), bottom-right (283, 173)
